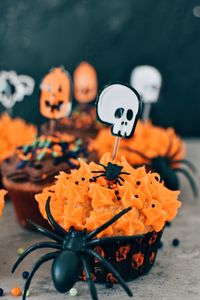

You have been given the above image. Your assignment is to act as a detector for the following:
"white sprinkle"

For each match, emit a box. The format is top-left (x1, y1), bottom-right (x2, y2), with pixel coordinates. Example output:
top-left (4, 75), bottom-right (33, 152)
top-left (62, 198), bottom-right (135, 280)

top-left (17, 248), bottom-right (25, 256)
top-left (69, 288), bottom-right (78, 296)
top-left (26, 290), bottom-right (30, 297)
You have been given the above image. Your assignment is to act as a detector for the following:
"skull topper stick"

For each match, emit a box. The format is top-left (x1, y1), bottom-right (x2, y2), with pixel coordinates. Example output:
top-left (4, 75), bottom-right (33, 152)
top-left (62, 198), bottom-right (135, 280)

top-left (40, 67), bottom-right (72, 135)
top-left (130, 66), bottom-right (162, 121)
top-left (96, 83), bottom-right (142, 160)
top-left (0, 71), bottom-right (35, 116)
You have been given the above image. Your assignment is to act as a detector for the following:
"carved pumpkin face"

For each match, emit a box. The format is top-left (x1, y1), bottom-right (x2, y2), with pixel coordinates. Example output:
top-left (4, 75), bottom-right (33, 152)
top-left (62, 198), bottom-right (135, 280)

top-left (40, 67), bottom-right (71, 119)
top-left (73, 62), bottom-right (97, 103)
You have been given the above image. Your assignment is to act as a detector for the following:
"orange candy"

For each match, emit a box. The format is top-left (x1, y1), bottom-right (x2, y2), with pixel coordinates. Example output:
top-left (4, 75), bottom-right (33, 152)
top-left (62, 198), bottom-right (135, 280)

top-left (11, 287), bottom-right (22, 297)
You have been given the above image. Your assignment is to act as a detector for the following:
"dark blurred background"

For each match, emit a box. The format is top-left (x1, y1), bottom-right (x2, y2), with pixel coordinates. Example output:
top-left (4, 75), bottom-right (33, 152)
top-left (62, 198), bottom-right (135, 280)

top-left (0, 0), bottom-right (200, 136)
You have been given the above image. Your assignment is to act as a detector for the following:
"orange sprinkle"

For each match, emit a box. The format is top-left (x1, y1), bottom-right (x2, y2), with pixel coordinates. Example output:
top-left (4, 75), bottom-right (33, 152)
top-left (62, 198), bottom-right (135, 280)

top-left (11, 287), bottom-right (22, 297)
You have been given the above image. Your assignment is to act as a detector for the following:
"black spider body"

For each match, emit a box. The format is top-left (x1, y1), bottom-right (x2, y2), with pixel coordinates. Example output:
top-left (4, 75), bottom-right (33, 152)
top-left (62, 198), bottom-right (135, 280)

top-left (92, 162), bottom-right (130, 185)
top-left (130, 145), bottom-right (198, 197)
top-left (12, 197), bottom-right (142, 300)
top-left (150, 156), bottom-right (179, 190)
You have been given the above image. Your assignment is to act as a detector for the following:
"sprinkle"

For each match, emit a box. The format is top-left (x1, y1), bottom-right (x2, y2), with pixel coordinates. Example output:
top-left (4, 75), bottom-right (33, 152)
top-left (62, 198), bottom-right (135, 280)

top-left (151, 204), bottom-right (155, 208)
top-left (25, 290), bottom-right (30, 297)
top-left (52, 151), bottom-right (59, 157)
top-left (117, 197), bottom-right (121, 201)
top-left (172, 238), bottom-right (180, 247)
top-left (37, 151), bottom-right (46, 160)
top-left (11, 287), bottom-right (22, 297)
top-left (89, 179), bottom-right (93, 182)
top-left (81, 177), bottom-right (85, 181)
top-left (136, 181), bottom-right (141, 185)
top-left (22, 271), bottom-right (29, 279)
top-left (17, 248), bottom-right (24, 256)
top-left (69, 288), bottom-right (78, 296)
top-left (158, 240), bottom-right (163, 249)
top-left (114, 191), bottom-right (119, 195)
top-left (0, 288), bottom-right (3, 296)
top-left (75, 181), bottom-right (79, 185)
top-left (134, 194), bottom-right (139, 198)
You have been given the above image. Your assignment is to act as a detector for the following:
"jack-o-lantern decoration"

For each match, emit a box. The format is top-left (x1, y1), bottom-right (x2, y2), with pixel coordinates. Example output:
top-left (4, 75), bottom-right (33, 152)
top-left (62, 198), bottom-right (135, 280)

top-left (131, 252), bottom-right (144, 270)
top-left (73, 61), bottom-right (98, 103)
top-left (116, 244), bottom-right (131, 262)
top-left (40, 67), bottom-right (72, 119)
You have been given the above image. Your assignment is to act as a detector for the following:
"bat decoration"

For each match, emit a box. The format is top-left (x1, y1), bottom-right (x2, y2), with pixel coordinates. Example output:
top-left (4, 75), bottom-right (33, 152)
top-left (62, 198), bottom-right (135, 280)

top-left (0, 71), bottom-right (35, 109)
top-left (11, 197), bottom-right (142, 300)
top-left (130, 66), bottom-right (162, 104)
top-left (73, 62), bottom-right (98, 104)
top-left (96, 83), bottom-right (142, 138)
top-left (40, 67), bottom-right (72, 119)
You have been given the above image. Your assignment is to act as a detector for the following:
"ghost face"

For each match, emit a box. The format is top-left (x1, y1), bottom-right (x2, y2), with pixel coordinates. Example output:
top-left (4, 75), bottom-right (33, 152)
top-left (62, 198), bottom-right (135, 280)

top-left (40, 67), bottom-right (71, 119)
top-left (130, 65), bottom-right (162, 104)
top-left (73, 62), bottom-right (97, 104)
top-left (97, 84), bottom-right (141, 138)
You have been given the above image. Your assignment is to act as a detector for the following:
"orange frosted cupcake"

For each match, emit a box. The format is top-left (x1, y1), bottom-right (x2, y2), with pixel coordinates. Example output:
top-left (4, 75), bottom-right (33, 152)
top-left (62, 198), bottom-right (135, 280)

top-left (91, 121), bottom-right (198, 194)
top-left (0, 190), bottom-right (7, 216)
top-left (36, 152), bottom-right (181, 282)
top-left (0, 113), bottom-right (37, 162)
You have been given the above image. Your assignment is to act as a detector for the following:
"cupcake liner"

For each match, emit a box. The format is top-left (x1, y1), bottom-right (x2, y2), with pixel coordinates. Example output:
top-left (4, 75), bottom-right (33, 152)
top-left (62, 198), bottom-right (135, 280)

top-left (79, 228), bottom-right (164, 283)
top-left (6, 187), bottom-right (51, 230)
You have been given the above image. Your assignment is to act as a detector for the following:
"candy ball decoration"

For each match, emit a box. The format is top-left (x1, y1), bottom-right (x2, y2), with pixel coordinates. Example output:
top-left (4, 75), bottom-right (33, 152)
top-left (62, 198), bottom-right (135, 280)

top-left (0, 71), bottom-right (35, 109)
top-left (96, 83), bottom-right (141, 139)
top-left (40, 67), bottom-right (72, 120)
top-left (73, 62), bottom-right (98, 103)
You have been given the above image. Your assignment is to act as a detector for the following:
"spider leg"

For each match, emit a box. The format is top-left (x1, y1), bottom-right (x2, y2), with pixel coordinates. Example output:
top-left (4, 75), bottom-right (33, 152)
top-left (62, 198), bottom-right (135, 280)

top-left (116, 179), bottom-right (122, 186)
top-left (22, 251), bottom-right (59, 300)
top-left (119, 172), bottom-right (131, 175)
top-left (118, 176), bottom-right (125, 182)
top-left (45, 197), bottom-right (68, 237)
top-left (28, 220), bottom-right (63, 242)
top-left (81, 256), bottom-right (98, 300)
top-left (86, 235), bottom-right (144, 248)
top-left (92, 174), bottom-right (105, 180)
top-left (85, 249), bottom-right (132, 297)
top-left (86, 207), bottom-right (131, 241)
top-left (172, 160), bottom-right (198, 174)
top-left (12, 242), bottom-right (62, 273)
top-left (97, 163), bottom-right (106, 169)
top-left (91, 171), bottom-right (105, 174)
top-left (173, 167), bottom-right (199, 198)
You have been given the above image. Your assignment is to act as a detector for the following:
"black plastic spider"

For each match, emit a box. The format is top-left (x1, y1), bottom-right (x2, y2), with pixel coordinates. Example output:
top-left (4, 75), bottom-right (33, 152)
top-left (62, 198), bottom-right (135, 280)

top-left (91, 162), bottom-right (130, 186)
top-left (128, 143), bottom-right (198, 197)
top-left (12, 197), bottom-right (142, 300)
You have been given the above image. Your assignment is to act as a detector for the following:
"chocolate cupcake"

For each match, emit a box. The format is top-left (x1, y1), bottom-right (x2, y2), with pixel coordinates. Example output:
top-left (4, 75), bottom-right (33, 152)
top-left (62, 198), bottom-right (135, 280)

top-left (1, 133), bottom-right (91, 229)
top-left (35, 152), bottom-right (181, 283)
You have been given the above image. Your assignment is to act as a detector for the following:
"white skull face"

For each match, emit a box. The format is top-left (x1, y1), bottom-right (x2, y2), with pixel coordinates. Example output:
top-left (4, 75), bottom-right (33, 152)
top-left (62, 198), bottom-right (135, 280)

top-left (130, 65), bottom-right (162, 103)
top-left (97, 84), bottom-right (141, 138)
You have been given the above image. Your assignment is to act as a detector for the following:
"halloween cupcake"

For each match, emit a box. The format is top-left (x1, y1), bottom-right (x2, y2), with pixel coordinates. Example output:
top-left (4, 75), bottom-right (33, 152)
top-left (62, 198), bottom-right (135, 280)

top-left (92, 121), bottom-right (197, 195)
top-left (0, 190), bottom-right (7, 217)
top-left (1, 133), bottom-right (91, 229)
top-left (35, 152), bottom-right (181, 283)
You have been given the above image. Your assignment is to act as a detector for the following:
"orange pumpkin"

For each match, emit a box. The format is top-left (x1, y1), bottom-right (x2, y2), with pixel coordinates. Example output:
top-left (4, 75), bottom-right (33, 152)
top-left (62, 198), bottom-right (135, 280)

top-left (73, 61), bottom-right (97, 103)
top-left (40, 67), bottom-right (72, 119)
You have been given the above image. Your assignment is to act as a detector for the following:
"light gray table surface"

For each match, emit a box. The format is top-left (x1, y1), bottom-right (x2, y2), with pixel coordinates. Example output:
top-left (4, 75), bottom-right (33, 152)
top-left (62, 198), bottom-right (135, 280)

top-left (0, 139), bottom-right (200, 300)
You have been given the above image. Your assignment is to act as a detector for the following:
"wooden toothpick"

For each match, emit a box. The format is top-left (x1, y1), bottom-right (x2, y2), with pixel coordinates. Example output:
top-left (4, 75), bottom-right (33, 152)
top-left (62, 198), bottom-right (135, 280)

top-left (112, 136), bottom-right (121, 161)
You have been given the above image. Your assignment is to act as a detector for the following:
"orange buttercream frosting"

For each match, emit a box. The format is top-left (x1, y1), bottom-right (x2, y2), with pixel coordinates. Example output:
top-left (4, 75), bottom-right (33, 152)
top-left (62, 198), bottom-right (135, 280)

top-left (91, 121), bottom-right (185, 165)
top-left (0, 113), bottom-right (37, 162)
top-left (0, 190), bottom-right (7, 216)
top-left (36, 153), bottom-right (181, 237)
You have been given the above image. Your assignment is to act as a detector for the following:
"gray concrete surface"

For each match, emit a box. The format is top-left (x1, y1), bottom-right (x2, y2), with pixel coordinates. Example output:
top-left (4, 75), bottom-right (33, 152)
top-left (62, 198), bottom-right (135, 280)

top-left (0, 139), bottom-right (200, 300)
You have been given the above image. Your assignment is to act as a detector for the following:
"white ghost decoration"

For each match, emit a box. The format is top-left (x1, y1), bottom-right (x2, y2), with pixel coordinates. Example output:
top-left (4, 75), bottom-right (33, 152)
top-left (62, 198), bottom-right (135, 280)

top-left (130, 65), bottom-right (162, 103)
top-left (97, 83), bottom-right (141, 138)
top-left (0, 71), bottom-right (35, 109)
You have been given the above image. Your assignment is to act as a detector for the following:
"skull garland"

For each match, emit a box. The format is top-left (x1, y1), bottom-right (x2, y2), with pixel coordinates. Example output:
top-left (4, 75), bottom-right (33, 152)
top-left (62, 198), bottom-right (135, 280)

top-left (96, 84), bottom-right (141, 138)
top-left (130, 65), bottom-right (162, 104)
top-left (40, 67), bottom-right (72, 119)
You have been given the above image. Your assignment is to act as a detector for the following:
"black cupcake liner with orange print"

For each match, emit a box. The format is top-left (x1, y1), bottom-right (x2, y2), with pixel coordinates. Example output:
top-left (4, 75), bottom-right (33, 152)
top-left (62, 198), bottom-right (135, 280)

top-left (79, 228), bottom-right (164, 283)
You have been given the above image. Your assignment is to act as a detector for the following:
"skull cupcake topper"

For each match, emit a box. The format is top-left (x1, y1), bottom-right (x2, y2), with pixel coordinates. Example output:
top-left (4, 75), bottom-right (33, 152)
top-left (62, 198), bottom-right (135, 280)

top-left (97, 83), bottom-right (141, 138)
top-left (40, 67), bottom-right (72, 120)
top-left (130, 66), bottom-right (162, 120)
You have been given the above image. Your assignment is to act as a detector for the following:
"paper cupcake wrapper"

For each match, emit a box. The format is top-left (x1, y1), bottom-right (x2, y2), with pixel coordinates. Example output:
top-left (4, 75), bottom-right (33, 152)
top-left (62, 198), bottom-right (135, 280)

top-left (80, 229), bottom-right (164, 283)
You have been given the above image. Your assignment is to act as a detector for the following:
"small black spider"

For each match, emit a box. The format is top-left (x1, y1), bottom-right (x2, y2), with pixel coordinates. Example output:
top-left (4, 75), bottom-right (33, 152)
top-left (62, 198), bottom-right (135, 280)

top-left (12, 197), bottom-right (142, 300)
top-left (129, 143), bottom-right (198, 197)
top-left (91, 162), bottom-right (130, 185)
